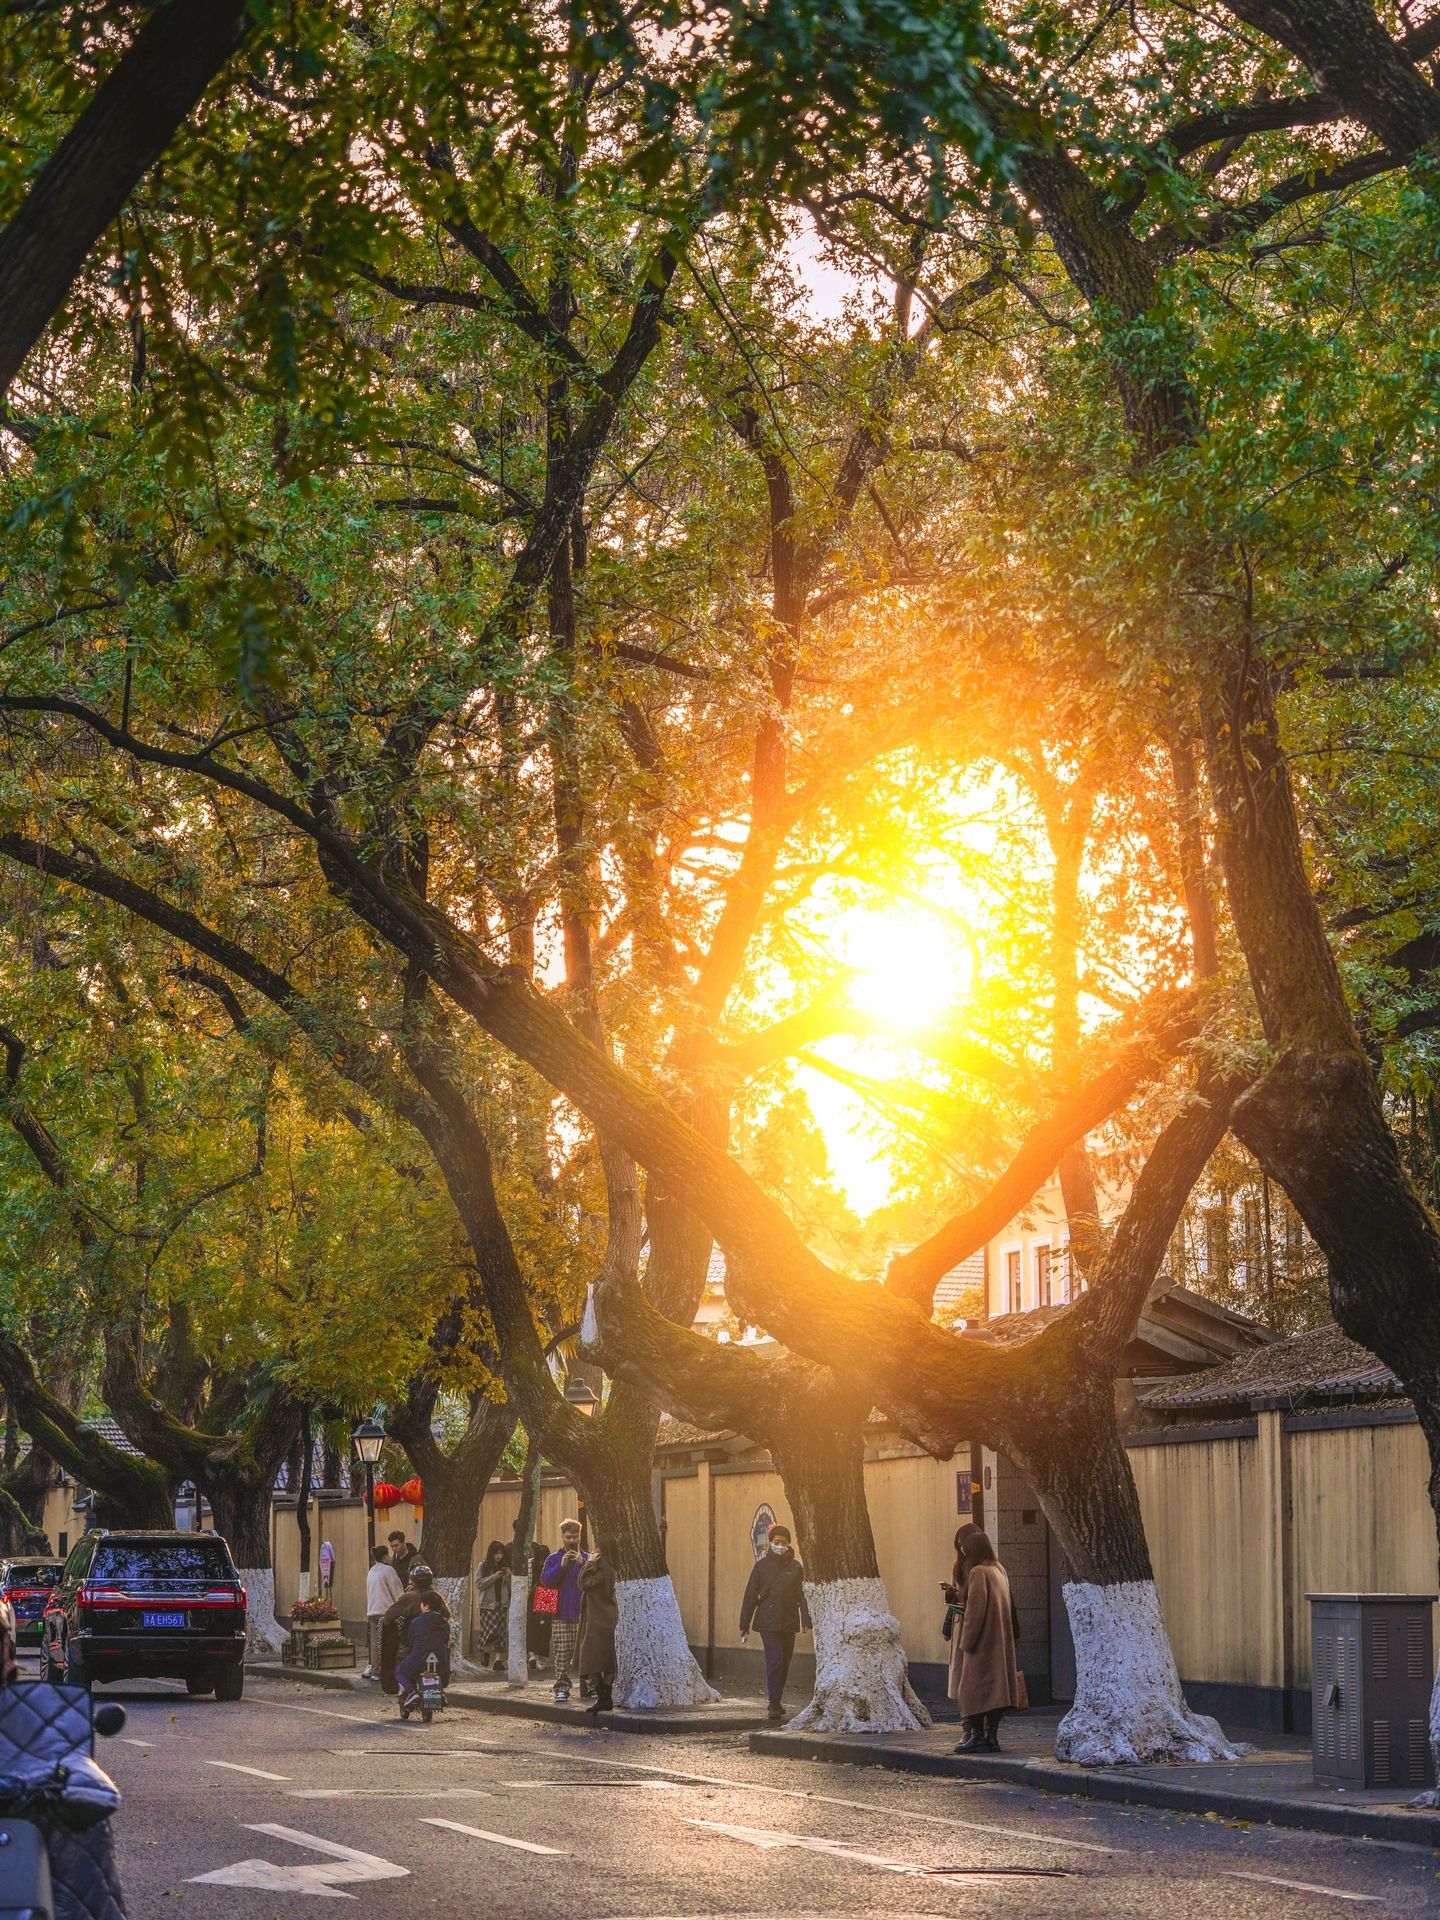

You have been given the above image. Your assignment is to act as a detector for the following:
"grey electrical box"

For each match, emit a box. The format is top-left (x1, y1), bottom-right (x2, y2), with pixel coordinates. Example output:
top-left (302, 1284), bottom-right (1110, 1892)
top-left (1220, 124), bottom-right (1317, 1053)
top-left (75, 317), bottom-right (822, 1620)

top-left (1308, 1593), bottom-right (1436, 1790)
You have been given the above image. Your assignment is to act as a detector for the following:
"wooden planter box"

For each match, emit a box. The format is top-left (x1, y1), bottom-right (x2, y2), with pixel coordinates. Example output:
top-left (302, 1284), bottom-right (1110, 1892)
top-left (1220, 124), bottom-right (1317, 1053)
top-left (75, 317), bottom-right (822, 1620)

top-left (306, 1639), bottom-right (357, 1671)
top-left (283, 1619), bottom-right (342, 1666)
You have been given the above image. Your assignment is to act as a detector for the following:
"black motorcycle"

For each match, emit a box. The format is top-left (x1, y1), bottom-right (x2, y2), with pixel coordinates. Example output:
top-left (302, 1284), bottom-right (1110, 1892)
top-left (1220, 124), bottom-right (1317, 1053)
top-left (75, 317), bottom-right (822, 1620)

top-left (0, 1679), bottom-right (128, 1920)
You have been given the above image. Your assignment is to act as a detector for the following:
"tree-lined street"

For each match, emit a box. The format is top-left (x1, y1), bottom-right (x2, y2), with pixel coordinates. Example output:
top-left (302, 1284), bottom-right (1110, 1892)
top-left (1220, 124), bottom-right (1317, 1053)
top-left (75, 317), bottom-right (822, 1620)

top-left (58, 1661), bottom-right (1433, 1918)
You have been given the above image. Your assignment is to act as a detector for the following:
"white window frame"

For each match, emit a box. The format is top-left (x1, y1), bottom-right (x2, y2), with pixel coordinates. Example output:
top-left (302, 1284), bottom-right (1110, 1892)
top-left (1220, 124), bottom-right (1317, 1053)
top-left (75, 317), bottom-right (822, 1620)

top-left (1034, 1241), bottom-right (1053, 1309)
top-left (1002, 1243), bottom-right (1023, 1314)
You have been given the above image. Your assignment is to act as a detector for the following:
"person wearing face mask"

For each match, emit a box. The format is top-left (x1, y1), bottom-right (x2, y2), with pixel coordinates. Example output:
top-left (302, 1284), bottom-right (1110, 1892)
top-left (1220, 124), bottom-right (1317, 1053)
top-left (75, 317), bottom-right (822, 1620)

top-left (739, 1522), bottom-right (811, 1723)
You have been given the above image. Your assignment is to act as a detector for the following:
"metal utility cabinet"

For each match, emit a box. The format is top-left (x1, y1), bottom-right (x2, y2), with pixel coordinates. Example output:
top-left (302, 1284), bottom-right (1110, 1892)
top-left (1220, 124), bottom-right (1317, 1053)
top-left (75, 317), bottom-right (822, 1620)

top-left (1308, 1593), bottom-right (1436, 1790)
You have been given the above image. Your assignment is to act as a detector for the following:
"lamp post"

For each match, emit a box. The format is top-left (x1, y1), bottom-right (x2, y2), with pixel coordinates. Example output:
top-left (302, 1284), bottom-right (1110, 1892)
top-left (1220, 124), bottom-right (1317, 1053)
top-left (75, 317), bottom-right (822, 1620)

top-left (352, 1418), bottom-right (385, 1558)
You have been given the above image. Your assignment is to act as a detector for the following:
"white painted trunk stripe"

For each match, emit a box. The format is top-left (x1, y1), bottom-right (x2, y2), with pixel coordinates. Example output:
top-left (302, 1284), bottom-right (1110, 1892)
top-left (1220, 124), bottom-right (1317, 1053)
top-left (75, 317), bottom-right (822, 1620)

top-left (421, 1818), bottom-right (567, 1855)
top-left (1226, 1873), bottom-right (1379, 1904)
top-left (206, 1760), bottom-right (289, 1781)
top-left (1057, 1579), bottom-right (1244, 1766)
top-left (789, 1576), bottom-right (931, 1734)
top-left (237, 1567), bottom-right (289, 1657)
top-left (521, 1746), bottom-right (1120, 1852)
top-left (506, 1573), bottom-right (531, 1688)
top-left (614, 1574), bottom-right (718, 1710)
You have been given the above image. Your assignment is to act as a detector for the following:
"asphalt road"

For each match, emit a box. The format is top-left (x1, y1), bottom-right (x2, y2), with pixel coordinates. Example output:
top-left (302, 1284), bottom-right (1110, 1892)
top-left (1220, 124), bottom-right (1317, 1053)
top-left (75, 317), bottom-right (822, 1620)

top-left (23, 1658), bottom-right (1440, 1918)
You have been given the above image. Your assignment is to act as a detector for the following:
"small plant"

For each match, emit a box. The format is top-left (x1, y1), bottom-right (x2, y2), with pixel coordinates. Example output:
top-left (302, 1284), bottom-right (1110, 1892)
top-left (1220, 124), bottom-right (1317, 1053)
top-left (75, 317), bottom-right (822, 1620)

top-left (290, 1597), bottom-right (340, 1624)
top-left (314, 1635), bottom-right (354, 1650)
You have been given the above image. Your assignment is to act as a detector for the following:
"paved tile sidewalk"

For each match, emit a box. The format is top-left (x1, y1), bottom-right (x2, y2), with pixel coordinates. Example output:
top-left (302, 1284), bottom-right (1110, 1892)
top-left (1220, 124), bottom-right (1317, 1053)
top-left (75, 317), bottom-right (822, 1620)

top-left (752, 1707), bottom-right (1440, 1848)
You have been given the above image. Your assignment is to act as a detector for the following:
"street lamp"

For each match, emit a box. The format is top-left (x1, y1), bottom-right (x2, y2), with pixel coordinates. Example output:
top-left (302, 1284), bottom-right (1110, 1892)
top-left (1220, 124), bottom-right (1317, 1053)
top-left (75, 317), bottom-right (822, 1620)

top-left (352, 1418), bottom-right (385, 1557)
top-left (564, 1380), bottom-right (599, 1416)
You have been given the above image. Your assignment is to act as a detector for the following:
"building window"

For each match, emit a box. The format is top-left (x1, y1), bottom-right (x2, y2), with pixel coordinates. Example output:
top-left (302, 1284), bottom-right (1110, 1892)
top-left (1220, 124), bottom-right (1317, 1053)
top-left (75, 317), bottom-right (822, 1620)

top-left (1005, 1247), bottom-right (1022, 1314)
top-left (1058, 1244), bottom-right (1072, 1303)
top-left (1035, 1243), bottom-right (1052, 1307)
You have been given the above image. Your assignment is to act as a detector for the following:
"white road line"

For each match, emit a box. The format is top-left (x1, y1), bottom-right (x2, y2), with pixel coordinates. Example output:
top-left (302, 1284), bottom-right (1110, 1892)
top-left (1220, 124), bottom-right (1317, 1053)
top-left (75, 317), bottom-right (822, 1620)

top-left (207, 1760), bottom-right (290, 1781)
top-left (263, 1700), bottom-right (373, 1723)
top-left (523, 1745), bottom-right (1120, 1854)
top-left (1226, 1872), bottom-right (1380, 1904)
top-left (118, 1737), bottom-right (153, 1748)
top-left (422, 1817), bottom-right (568, 1856)
top-left (685, 1817), bottom-right (1069, 1887)
top-left (190, 1825), bottom-right (409, 1893)
top-left (500, 1779), bottom-right (680, 1790)
top-left (291, 1788), bottom-right (492, 1800)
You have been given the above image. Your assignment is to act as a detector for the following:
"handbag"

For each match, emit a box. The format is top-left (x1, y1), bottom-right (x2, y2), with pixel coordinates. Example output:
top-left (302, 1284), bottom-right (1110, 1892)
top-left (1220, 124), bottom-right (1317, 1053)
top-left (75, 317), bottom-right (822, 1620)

top-left (532, 1583), bottom-right (560, 1616)
top-left (940, 1603), bottom-right (963, 1642)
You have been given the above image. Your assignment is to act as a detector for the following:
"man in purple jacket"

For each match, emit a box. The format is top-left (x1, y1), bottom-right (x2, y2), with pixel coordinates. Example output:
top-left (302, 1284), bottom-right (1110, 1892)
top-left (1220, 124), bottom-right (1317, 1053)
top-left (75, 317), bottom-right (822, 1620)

top-left (541, 1517), bottom-right (586, 1702)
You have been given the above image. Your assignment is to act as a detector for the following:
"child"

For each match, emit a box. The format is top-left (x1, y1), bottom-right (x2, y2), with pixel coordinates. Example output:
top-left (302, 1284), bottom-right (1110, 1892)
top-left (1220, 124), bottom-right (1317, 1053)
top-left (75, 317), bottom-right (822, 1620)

top-left (396, 1591), bottom-right (450, 1709)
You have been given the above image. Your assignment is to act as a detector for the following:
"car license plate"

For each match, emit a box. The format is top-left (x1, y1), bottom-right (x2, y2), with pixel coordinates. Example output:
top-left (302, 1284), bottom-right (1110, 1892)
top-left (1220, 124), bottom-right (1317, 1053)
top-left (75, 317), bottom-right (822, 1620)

top-left (143, 1610), bottom-right (186, 1629)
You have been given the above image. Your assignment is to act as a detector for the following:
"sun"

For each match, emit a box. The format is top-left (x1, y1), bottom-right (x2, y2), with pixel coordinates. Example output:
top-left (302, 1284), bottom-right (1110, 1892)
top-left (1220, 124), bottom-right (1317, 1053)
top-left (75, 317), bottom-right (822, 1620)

top-left (840, 904), bottom-right (976, 1032)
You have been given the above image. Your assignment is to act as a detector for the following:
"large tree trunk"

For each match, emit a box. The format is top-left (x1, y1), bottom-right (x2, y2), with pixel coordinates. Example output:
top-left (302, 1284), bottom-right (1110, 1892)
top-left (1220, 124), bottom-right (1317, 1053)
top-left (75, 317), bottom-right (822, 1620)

top-left (552, 1381), bottom-right (717, 1711)
top-left (769, 1406), bottom-right (929, 1733)
top-left (202, 1465), bottom-right (286, 1656)
top-left (1011, 1392), bottom-right (1242, 1764)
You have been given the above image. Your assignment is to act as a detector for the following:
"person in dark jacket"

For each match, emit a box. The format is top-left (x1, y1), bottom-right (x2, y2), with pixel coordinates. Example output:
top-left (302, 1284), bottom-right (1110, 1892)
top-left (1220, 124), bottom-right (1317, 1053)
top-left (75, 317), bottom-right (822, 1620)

top-left (380, 1564), bottom-right (451, 1694)
top-left (577, 1545), bottom-right (619, 1715)
top-left (527, 1539), bottom-right (552, 1668)
top-left (396, 1593), bottom-right (450, 1712)
top-left (739, 1522), bottom-right (811, 1722)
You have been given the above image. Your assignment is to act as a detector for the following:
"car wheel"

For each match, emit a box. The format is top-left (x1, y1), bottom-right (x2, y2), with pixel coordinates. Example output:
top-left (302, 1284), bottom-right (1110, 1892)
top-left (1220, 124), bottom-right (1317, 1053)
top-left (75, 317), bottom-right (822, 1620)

top-left (213, 1664), bottom-right (244, 1702)
top-left (62, 1635), bottom-right (90, 1690)
top-left (185, 1672), bottom-right (215, 1696)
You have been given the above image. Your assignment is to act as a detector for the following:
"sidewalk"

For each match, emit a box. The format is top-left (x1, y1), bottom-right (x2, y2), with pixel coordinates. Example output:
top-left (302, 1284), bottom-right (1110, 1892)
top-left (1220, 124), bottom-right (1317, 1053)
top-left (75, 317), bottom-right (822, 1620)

top-left (247, 1660), bottom-right (771, 1735)
top-left (752, 1709), bottom-right (1440, 1849)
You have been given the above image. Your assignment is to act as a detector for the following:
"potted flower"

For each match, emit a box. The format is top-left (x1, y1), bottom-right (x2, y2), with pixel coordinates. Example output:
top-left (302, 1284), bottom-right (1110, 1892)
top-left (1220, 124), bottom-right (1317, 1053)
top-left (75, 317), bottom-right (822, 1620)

top-left (307, 1633), bottom-right (357, 1671)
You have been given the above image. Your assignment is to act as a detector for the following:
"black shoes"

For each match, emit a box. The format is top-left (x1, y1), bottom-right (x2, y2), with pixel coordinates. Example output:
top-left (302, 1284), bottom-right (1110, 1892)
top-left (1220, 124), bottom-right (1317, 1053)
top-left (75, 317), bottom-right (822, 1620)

top-left (766, 1704), bottom-right (785, 1723)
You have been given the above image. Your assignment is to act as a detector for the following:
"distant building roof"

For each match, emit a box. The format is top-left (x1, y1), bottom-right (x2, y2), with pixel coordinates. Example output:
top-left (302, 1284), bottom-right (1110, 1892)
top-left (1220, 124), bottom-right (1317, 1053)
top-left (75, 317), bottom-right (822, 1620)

top-left (1138, 1322), bottom-right (1397, 1414)
top-left (969, 1282), bottom-right (1275, 1376)
top-left (80, 1417), bottom-right (145, 1458)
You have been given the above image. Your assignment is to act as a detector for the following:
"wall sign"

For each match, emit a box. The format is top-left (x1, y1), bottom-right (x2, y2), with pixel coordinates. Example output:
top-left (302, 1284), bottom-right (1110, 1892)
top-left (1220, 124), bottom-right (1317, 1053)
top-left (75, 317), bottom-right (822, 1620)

top-left (750, 1503), bottom-right (776, 1561)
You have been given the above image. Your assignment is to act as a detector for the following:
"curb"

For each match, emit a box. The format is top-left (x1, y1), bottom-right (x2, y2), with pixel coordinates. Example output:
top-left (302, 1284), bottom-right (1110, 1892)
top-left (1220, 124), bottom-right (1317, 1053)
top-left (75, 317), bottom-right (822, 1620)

top-left (749, 1731), bottom-right (1440, 1849)
top-left (249, 1662), bottom-right (770, 1735)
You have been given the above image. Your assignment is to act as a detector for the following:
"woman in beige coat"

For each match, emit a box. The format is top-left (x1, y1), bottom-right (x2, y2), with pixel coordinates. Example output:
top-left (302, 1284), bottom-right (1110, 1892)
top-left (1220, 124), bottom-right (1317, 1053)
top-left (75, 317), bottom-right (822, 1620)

top-left (946, 1524), bottom-right (1021, 1753)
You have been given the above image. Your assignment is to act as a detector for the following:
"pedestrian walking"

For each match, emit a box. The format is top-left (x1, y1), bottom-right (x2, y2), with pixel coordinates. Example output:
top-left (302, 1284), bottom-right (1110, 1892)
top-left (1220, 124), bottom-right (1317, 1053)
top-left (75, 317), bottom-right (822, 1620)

top-left (577, 1544), bottom-right (618, 1716)
top-left (739, 1521), bottom-right (811, 1722)
top-left (473, 1540), bottom-right (511, 1671)
top-left (539, 1518), bottom-right (586, 1702)
top-left (388, 1530), bottom-right (421, 1588)
top-left (364, 1544), bottom-right (403, 1680)
top-left (380, 1563), bottom-right (450, 1694)
top-left (946, 1523), bottom-right (1021, 1753)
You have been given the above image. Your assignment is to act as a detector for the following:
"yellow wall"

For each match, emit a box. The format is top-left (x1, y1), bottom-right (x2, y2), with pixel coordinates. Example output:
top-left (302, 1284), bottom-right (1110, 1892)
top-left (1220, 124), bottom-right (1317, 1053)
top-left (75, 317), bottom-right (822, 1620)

top-left (38, 1483), bottom-right (82, 1559)
top-left (271, 1411), bottom-right (1440, 1698)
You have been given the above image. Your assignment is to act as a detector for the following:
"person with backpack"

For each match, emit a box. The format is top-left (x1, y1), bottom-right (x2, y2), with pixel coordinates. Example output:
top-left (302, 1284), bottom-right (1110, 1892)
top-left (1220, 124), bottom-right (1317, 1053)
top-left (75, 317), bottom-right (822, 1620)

top-left (739, 1522), bottom-right (811, 1723)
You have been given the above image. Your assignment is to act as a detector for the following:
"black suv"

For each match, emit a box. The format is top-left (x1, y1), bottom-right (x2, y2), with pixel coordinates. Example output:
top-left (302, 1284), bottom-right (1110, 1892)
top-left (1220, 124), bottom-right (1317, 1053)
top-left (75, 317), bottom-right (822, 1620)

top-left (41, 1530), bottom-right (247, 1698)
top-left (0, 1556), bottom-right (63, 1643)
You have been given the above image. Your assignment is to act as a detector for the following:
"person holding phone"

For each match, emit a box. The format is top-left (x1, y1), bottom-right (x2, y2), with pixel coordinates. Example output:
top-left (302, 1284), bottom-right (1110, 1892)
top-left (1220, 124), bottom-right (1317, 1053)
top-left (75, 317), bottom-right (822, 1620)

top-left (540, 1517), bottom-right (586, 1702)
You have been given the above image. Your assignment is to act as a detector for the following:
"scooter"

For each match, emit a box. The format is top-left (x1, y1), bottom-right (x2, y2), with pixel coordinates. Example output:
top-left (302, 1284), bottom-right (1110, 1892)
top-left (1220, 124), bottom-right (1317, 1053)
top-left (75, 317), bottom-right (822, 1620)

top-left (0, 1687), bottom-right (128, 1920)
top-left (398, 1653), bottom-right (445, 1726)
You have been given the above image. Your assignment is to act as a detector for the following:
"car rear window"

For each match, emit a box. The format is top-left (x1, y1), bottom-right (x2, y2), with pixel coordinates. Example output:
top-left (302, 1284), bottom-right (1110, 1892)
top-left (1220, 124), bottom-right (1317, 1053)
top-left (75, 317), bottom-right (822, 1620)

top-left (7, 1564), bottom-right (60, 1588)
top-left (92, 1542), bottom-right (236, 1584)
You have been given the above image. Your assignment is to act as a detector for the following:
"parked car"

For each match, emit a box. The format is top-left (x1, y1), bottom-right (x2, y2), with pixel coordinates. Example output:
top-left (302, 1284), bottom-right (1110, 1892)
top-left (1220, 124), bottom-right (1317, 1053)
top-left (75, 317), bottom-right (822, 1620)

top-left (41, 1530), bottom-right (247, 1698)
top-left (0, 1555), bottom-right (63, 1643)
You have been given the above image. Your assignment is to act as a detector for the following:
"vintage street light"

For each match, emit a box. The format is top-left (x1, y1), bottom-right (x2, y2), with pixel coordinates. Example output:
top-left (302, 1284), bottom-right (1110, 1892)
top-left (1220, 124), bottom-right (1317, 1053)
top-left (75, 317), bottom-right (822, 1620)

top-left (352, 1417), bottom-right (385, 1557)
top-left (563, 1380), bottom-right (599, 1416)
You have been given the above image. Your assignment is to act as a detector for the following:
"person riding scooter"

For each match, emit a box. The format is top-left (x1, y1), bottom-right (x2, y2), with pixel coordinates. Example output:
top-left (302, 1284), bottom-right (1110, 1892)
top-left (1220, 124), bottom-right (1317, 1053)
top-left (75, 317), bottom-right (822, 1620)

top-left (396, 1592), bottom-right (450, 1718)
top-left (379, 1563), bottom-right (450, 1693)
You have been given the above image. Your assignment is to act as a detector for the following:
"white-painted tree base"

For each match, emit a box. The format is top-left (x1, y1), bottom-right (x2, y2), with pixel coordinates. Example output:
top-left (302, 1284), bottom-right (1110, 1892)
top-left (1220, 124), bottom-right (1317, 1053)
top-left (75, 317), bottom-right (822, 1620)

top-left (1409, 1666), bottom-right (1440, 1807)
top-left (788, 1576), bottom-right (931, 1733)
top-left (433, 1575), bottom-right (484, 1677)
top-left (238, 1567), bottom-right (288, 1657)
top-left (1057, 1579), bottom-right (1247, 1766)
top-left (615, 1575), bottom-right (718, 1711)
top-left (506, 1576), bottom-right (531, 1689)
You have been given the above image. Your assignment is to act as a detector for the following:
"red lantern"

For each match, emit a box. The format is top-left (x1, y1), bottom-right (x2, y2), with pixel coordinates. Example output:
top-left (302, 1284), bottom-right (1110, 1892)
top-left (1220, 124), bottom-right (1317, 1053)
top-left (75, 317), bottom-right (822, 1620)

top-left (399, 1477), bottom-right (424, 1506)
top-left (371, 1480), bottom-right (401, 1513)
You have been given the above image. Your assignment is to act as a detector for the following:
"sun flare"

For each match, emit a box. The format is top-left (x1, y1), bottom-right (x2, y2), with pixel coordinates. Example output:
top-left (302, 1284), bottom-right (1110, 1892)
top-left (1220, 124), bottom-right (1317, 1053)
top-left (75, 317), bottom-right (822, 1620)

top-left (841, 904), bottom-right (976, 1032)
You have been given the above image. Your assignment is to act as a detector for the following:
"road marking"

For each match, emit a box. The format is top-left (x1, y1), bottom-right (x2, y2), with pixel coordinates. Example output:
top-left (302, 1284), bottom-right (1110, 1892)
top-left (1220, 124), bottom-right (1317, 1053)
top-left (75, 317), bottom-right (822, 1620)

top-left (685, 1818), bottom-right (1069, 1886)
top-left (188, 1824), bottom-right (409, 1896)
top-left (119, 1737), bottom-right (153, 1748)
top-left (422, 1817), bottom-right (568, 1856)
top-left (291, 1788), bottom-right (492, 1800)
top-left (500, 1779), bottom-right (680, 1790)
top-left (207, 1760), bottom-right (290, 1781)
top-left (1226, 1872), bottom-right (1380, 1904)
top-left (265, 1701), bottom-right (373, 1723)
top-left (523, 1746), bottom-right (1120, 1854)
